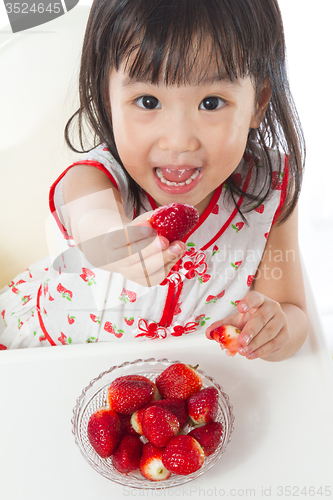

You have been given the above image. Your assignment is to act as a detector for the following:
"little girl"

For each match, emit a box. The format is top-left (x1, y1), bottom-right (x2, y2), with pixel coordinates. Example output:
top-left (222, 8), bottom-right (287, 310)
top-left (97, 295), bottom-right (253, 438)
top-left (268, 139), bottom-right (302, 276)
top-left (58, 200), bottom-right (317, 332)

top-left (0, 0), bottom-right (308, 361)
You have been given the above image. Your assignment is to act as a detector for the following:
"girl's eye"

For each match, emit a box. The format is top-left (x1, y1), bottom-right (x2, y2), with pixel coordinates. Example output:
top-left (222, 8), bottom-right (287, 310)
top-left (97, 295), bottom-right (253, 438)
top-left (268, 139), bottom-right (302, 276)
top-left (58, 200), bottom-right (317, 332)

top-left (135, 95), bottom-right (161, 110)
top-left (199, 96), bottom-right (225, 111)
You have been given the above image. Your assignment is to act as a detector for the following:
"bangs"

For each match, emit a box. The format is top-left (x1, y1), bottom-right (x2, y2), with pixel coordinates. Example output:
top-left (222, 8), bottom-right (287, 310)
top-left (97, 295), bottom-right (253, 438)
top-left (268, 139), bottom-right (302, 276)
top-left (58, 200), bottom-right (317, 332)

top-left (107, 0), bottom-right (273, 86)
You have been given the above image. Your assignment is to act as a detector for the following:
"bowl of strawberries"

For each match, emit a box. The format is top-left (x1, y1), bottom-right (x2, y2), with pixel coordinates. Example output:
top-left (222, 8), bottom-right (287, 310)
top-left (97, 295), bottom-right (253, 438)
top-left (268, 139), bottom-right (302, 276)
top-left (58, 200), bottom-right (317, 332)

top-left (72, 358), bottom-right (234, 489)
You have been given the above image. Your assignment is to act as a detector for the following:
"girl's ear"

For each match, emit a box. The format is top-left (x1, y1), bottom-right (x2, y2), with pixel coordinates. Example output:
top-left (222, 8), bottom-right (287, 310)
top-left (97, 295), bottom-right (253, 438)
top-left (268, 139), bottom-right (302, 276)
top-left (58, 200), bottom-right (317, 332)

top-left (250, 78), bottom-right (272, 129)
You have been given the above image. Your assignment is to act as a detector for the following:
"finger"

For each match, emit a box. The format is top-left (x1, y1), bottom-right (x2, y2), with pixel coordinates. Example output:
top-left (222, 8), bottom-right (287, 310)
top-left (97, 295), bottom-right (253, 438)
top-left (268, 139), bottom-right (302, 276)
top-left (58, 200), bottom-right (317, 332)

top-left (104, 234), bottom-right (159, 264)
top-left (238, 312), bottom-right (282, 353)
top-left (132, 211), bottom-right (155, 224)
top-left (114, 237), bottom-right (186, 284)
top-left (237, 291), bottom-right (265, 314)
top-left (240, 325), bottom-right (288, 360)
top-left (105, 224), bottom-right (156, 250)
top-left (140, 239), bottom-right (187, 278)
top-left (238, 300), bottom-right (279, 347)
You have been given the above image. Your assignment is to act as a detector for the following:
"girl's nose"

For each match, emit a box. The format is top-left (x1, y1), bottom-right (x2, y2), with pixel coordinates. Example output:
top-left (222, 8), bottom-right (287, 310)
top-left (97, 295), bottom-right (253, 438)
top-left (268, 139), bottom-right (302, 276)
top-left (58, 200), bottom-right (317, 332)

top-left (157, 113), bottom-right (200, 153)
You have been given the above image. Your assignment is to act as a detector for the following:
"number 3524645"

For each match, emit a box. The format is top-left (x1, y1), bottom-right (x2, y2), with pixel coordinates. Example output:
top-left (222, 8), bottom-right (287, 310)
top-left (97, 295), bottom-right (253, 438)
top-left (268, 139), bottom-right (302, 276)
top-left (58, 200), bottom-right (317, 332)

top-left (5, 3), bottom-right (62, 14)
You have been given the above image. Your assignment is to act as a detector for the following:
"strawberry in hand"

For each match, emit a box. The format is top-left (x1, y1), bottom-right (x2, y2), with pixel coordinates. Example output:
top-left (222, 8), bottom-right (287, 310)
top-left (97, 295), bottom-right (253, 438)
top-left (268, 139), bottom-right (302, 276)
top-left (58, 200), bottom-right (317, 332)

top-left (147, 203), bottom-right (199, 242)
top-left (208, 325), bottom-right (242, 356)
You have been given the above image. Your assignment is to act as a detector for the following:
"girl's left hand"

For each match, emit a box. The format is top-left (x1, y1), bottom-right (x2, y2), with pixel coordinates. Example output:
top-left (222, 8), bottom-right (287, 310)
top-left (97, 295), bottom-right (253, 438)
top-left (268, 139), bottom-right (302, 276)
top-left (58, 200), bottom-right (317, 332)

top-left (206, 291), bottom-right (289, 359)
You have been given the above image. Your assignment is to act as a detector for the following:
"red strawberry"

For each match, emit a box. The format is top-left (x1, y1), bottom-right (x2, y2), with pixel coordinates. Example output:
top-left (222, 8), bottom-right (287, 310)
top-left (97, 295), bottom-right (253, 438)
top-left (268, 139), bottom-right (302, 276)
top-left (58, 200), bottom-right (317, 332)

top-left (0, 344), bottom-right (7, 350)
top-left (247, 274), bottom-right (255, 287)
top-left (162, 435), bottom-right (205, 475)
top-left (111, 435), bottom-right (143, 473)
top-left (120, 288), bottom-right (137, 303)
top-left (67, 315), bottom-right (75, 324)
top-left (188, 422), bottom-right (224, 456)
top-left (235, 222), bottom-right (244, 231)
top-left (147, 203), bottom-right (199, 242)
top-left (108, 378), bottom-right (154, 414)
top-left (104, 321), bottom-right (123, 338)
top-left (155, 363), bottom-right (202, 400)
top-left (90, 314), bottom-right (100, 323)
top-left (124, 317), bottom-right (134, 326)
top-left (140, 443), bottom-right (171, 481)
top-left (113, 374), bottom-right (160, 400)
top-left (118, 413), bottom-right (139, 437)
top-left (87, 407), bottom-right (121, 458)
top-left (254, 204), bottom-right (264, 214)
top-left (131, 404), bottom-right (151, 435)
top-left (131, 398), bottom-right (187, 434)
top-left (82, 267), bottom-right (95, 277)
top-left (152, 398), bottom-right (188, 428)
top-left (187, 387), bottom-right (219, 426)
top-left (142, 406), bottom-right (179, 448)
top-left (210, 324), bottom-right (242, 357)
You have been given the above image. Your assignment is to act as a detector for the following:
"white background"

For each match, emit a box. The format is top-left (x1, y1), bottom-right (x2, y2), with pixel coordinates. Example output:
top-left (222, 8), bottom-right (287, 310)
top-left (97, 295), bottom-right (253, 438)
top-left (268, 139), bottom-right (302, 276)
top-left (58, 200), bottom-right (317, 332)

top-left (0, 0), bottom-right (332, 351)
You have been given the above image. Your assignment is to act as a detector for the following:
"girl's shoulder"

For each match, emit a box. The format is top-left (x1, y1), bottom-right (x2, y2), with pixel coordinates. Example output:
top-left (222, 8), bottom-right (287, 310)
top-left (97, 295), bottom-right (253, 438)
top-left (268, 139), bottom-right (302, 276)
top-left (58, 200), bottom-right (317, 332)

top-left (63, 143), bottom-right (150, 220)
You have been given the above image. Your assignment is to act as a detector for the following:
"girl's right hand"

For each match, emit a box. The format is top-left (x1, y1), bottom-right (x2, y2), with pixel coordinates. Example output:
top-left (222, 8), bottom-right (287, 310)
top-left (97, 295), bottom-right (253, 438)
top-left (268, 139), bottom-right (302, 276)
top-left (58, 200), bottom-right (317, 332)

top-left (102, 216), bottom-right (187, 287)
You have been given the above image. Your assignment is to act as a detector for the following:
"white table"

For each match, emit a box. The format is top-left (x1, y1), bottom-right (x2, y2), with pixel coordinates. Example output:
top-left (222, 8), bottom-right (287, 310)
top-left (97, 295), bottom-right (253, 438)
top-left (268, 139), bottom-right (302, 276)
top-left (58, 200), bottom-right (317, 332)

top-left (1, 306), bottom-right (333, 500)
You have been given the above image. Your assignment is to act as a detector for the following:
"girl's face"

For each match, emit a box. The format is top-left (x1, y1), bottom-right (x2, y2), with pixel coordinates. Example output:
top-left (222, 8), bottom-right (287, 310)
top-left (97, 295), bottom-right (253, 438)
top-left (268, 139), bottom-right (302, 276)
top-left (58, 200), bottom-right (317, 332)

top-left (109, 65), bottom-right (261, 215)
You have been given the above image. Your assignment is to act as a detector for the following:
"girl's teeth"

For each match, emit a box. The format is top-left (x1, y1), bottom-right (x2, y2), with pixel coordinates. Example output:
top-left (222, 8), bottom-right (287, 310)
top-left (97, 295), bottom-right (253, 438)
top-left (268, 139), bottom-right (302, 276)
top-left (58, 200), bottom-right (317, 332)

top-left (156, 168), bottom-right (200, 186)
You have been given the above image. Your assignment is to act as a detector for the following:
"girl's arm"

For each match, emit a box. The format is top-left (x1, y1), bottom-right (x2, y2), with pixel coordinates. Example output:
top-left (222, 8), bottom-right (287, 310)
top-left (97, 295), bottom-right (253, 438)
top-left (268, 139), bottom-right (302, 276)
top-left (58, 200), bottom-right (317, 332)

top-left (61, 165), bottom-right (186, 286)
top-left (207, 204), bottom-right (308, 361)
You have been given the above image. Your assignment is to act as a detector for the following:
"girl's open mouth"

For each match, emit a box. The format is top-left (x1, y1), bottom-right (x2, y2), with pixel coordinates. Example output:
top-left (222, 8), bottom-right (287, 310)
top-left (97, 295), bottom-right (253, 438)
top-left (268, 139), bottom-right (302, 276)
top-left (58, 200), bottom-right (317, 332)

top-left (153, 167), bottom-right (203, 194)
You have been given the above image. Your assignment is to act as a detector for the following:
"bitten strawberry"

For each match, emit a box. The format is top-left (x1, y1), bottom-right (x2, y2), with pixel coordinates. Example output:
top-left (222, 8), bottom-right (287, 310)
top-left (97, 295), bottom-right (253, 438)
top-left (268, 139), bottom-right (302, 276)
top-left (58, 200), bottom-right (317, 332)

top-left (108, 377), bottom-right (154, 414)
top-left (87, 407), bottom-right (121, 458)
top-left (187, 387), bottom-right (219, 426)
top-left (139, 443), bottom-right (171, 481)
top-left (162, 435), bottom-right (205, 475)
top-left (147, 203), bottom-right (199, 242)
top-left (210, 324), bottom-right (242, 356)
top-left (188, 422), bottom-right (224, 456)
top-left (155, 363), bottom-right (202, 399)
top-left (111, 435), bottom-right (143, 473)
top-left (142, 406), bottom-right (179, 448)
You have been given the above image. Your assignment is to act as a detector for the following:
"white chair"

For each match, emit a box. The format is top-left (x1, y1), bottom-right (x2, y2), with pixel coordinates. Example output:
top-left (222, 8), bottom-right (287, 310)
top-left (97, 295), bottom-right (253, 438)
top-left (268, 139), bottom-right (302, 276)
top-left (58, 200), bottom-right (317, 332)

top-left (0, 5), bottom-right (90, 288)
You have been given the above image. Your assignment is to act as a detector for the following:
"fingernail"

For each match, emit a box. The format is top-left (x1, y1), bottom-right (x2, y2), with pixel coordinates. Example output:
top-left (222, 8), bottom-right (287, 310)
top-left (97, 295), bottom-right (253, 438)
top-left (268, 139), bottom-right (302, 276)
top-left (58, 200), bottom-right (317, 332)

top-left (240, 303), bottom-right (249, 312)
top-left (156, 237), bottom-right (169, 250)
top-left (169, 243), bottom-right (183, 255)
top-left (243, 334), bottom-right (251, 345)
top-left (139, 225), bottom-right (155, 237)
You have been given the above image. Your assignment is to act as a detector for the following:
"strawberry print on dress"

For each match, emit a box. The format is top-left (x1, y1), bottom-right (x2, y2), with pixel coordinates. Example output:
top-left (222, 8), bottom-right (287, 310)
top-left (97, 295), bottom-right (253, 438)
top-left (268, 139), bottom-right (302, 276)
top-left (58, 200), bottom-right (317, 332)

top-left (0, 146), bottom-right (288, 348)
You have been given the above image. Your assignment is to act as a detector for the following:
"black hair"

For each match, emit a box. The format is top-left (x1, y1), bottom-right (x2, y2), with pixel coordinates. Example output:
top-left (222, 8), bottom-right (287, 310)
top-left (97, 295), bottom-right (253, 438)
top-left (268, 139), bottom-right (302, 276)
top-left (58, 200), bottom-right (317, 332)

top-left (65, 0), bottom-right (305, 224)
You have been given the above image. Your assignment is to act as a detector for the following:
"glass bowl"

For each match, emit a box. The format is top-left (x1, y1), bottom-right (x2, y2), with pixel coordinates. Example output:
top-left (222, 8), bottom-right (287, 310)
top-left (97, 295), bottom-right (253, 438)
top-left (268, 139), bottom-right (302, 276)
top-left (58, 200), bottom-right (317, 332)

top-left (72, 358), bottom-right (235, 489)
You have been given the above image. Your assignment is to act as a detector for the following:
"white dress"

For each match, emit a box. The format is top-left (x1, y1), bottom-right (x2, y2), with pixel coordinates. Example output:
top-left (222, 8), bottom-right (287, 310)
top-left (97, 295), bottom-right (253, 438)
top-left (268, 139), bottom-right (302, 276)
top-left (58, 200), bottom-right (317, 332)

top-left (0, 144), bottom-right (288, 349)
